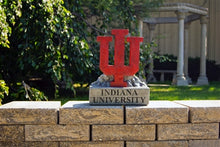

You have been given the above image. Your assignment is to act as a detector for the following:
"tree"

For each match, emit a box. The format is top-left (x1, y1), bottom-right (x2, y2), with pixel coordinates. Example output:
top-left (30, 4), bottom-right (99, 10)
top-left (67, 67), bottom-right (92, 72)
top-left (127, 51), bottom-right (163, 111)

top-left (0, 0), bottom-right (163, 99)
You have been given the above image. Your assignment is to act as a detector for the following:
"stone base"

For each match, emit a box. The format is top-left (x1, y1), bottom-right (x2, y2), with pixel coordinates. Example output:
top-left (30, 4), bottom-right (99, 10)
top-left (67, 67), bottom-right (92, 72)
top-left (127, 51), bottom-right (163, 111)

top-left (186, 76), bottom-right (192, 84)
top-left (172, 76), bottom-right (188, 86)
top-left (196, 76), bottom-right (209, 85)
top-left (146, 74), bottom-right (157, 83)
top-left (89, 86), bottom-right (150, 106)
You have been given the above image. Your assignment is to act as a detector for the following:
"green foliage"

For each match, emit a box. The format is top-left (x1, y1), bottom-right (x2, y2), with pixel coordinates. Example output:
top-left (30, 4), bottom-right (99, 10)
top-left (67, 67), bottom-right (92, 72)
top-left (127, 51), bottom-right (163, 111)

top-left (22, 81), bottom-right (48, 101)
top-left (0, 0), bottom-right (22, 48)
top-left (138, 42), bottom-right (155, 80)
top-left (9, 81), bottom-right (48, 102)
top-left (138, 41), bottom-right (173, 81)
top-left (0, 0), bottom-right (163, 100)
top-left (0, 80), bottom-right (9, 105)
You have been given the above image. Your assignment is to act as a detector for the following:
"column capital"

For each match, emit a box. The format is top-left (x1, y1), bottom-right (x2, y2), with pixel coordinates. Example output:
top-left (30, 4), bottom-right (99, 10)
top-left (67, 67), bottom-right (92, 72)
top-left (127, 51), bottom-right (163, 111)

top-left (148, 24), bottom-right (156, 31)
top-left (200, 16), bottom-right (208, 24)
top-left (175, 11), bottom-right (186, 20)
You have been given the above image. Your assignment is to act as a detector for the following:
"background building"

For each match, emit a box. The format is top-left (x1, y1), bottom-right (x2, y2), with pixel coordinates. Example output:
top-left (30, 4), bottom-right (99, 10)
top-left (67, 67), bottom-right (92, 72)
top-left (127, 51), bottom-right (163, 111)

top-left (143, 0), bottom-right (220, 64)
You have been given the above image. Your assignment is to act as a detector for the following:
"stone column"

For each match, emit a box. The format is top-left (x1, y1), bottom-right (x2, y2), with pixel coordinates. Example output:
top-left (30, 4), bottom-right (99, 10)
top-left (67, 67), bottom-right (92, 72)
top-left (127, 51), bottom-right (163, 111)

top-left (138, 20), bottom-right (143, 38)
top-left (184, 23), bottom-right (192, 84)
top-left (197, 16), bottom-right (209, 85)
top-left (148, 24), bottom-right (156, 42)
top-left (146, 23), bottom-right (157, 82)
top-left (175, 11), bottom-right (188, 86)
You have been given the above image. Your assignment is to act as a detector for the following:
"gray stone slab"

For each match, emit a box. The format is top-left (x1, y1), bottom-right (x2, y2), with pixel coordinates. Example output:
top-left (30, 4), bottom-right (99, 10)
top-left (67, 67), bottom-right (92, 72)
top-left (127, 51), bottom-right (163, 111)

top-left (127, 141), bottom-right (188, 147)
top-left (175, 100), bottom-right (220, 123)
top-left (92, 124), bottom-right (155, 141)
top-left (89, 87), bottom-right (149, 106)
top-left (0, 142), bottom-right (59, 147)
top-left (158, 123), bottom-right (219, 140)
top-left (60, 141), bottom-right (124, 147)
top-left (189, 140), bottom-right (220, 147)
top-left (0, 125), bottom-right (24, 141)
top-left (60, 101), bottom-right (123, 124)
top-left (0, 101), bottom-right (61, 124)
top-left (126, 101), bottom-right (189, 124)
top-left (25, 125), bottom-right (89, 141)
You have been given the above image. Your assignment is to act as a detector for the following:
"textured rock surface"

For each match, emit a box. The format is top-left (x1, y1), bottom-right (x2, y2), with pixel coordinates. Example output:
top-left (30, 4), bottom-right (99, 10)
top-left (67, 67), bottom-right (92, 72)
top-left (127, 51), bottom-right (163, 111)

top-left (175, 100), bottom-right (220, 123)
top-left (0, 100), bottom-right (220, 145)
top-left (25, 125), bottom-right (89, 141)
top-left (60, 141), bottom-right (124, 147)
top-left (189, 140), bottom-right (220, 147)
top-left (127, 141), bottom-right (188, 147)
top-left (60, 101), bottom-right (123, 124)
top-left (90, 74), bottom-right (147, 87)
top-left (0, 142), bottom-right (59, 147)
top-left (92, 125), bottom-right (155, 141)
top-left (0, 101), bottom-right (60, 124)
top-left (158, 123), bottom-right (219, 140)
top-left (126, 101), bottom-right (188, 124)
top-left (0, 125), bottom-right (24, 141)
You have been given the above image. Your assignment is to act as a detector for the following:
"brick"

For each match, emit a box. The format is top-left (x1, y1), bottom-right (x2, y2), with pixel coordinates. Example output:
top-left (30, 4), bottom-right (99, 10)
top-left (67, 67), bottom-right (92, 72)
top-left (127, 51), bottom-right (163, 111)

top-left (0, 142), bottom-right (24, 147)
top-left (26, 142), bottom-right (59, 147)
top-left (0, 142), bottom-right (59, 147)
top-left (158, 123), bottom-right (219, 140)
top-left (0, 125), bottom-right (24, 141)
top-left (189, 140), bottom-right (220, 147)
top-left (175, 100), bottom-right (220, 123)
top-left (92, 125), bottom-right (155, 141)
top-left (25, 125), bottom-right (89, 141)
top-left (60, 101), bottom-right (123, 124)
top-left (60, 141), bottom-right (124, 147)
top-left (127, 141), bottom-right (188, 147)
top-left (126, 101), bottom-right (188, 124)
top-left (0, 101), bottom-right (60, 124)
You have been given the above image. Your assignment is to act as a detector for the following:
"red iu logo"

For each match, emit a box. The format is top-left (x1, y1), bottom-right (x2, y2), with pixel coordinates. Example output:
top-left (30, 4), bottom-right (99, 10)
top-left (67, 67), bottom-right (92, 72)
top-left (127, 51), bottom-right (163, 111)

top-left (97, 29), bottom-right (143, 87)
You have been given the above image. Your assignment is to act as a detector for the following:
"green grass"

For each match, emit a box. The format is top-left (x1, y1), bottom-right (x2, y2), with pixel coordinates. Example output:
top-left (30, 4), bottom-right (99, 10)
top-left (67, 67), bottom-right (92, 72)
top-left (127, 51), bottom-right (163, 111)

top-left (149, 81), bottom-right (220, 101)
top-left (56, 81), bottom-right (220, 105)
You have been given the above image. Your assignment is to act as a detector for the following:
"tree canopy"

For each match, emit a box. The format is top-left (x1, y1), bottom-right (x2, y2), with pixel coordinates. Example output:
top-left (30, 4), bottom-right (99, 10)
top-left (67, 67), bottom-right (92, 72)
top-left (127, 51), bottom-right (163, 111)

top-left (0, 0), bottom-right (163, 99)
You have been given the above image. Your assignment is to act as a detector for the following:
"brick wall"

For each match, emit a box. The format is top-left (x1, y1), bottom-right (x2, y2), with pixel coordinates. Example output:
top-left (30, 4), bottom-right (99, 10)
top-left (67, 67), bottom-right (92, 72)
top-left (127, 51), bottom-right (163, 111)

top-left (0, 100), bottom-right (220, 147)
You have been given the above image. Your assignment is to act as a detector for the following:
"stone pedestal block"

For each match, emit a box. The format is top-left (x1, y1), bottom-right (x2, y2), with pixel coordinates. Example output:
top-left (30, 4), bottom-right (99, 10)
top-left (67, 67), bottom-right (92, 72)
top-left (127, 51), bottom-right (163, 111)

top-left (60, 141), bottom-right (124, 147)
top-left (0, 101), bottom-right (60, 124)
top-left (89, 87), bottom-right (149, 106)
top-left (126, 101), bottom-right (188, 124)
top-left (197, 75), bottom-right (209, 85)
top-left (60, 101), bottom-right (123, 124)
top-left (92, 125), bottom-right (155, 141)
top-left (189, 140), bottom-right (220, 147)
top-left (25, 125), bottom-right (89, 141)
top-left (158, 123), bottom-right (219, 140)
top-left (175, 100), bottom-right (220, 123)
top-left (25, 142), bottom-right (59, 147)
top-left (0, 142), bottom-right (59, 147)
top-left (127, 141), bottom-right (188, 147)
top-left (0, 125), bottom-right (24, 141)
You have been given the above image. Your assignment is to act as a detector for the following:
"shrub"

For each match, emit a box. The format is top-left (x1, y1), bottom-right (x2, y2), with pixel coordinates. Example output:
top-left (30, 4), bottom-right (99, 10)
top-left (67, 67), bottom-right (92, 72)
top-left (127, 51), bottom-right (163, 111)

top-left (152, 54), bottom-right (220, 82)
top-left (0, 80), bottom-right (9, 105)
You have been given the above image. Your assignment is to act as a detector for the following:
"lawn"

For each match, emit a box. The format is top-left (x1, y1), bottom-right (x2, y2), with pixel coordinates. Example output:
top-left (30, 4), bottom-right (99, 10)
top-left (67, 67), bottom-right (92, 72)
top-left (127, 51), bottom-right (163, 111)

top-left (57, 81), bottom-right (220, 105)
top-left (149, 81), bottom-right (220, 100)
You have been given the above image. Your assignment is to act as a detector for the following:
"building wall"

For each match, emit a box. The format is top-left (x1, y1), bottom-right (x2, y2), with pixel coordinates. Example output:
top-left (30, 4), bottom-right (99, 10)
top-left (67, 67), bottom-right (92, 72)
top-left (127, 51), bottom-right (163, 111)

top-left (143, 0), bottom-right (220, 64)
